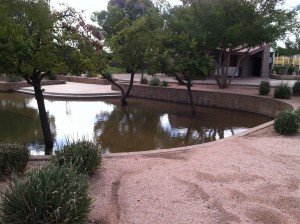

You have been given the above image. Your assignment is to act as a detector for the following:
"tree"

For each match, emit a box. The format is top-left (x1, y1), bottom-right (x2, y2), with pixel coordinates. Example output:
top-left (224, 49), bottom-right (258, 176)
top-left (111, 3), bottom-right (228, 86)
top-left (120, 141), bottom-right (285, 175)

top-left (277, 37), bottom-right (300, 65)
top-left (93, 0), bottom-right (163, 106)
top-left (185, 0), bottom-right (297, 88)
top-left (162, 6), bottom-right (215, 115)
top-left (0, 0), bottom-right (104, 154)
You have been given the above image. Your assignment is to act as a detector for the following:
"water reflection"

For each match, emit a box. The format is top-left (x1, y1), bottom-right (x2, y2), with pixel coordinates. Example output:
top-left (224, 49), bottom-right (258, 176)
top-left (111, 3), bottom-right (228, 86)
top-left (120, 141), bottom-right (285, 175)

top-left (0, 93), bottom-right (272, 154)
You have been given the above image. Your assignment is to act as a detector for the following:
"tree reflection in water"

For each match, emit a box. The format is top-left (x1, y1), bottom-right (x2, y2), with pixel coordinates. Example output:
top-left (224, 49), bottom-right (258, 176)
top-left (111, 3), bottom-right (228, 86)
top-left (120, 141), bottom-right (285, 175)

top-left (0, 94), bottom-right (271, 154)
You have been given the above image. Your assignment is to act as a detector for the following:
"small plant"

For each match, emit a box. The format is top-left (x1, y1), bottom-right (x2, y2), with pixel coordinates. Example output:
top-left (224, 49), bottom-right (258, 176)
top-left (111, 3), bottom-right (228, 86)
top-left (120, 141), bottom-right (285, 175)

top-left (292, 80), bottom-right (300, 96)
top-left (273, 66), bottom-right (286, 75)
top-left (7, 74), bottom-right (22, 82)
top-left (162, 80), bottom-right (168, 87)
top-left (274, 110), bottom-right (299, 134)
top-left (0, 143), bottom-right (29, 177)
top-left (287, 66), bottom-right (295, 75)
top-left (140, 77), bottom-right (148, 84)
top-left (149, 77), bottom-right (160, 86)
top-left (274, 83), bottom-right (291, 99)
top-left (101, 71), bottom-right (112, 80)
top-left (0, 165), bottom-right (91, 223)
top-left (54, 139), bottom-right (101, 175)
top-left (259, 80), bottom-right (270, 95)
top-left (47, 72), bottom-right (57, 80)
top-left (295, 107), bottom-right (300, 125)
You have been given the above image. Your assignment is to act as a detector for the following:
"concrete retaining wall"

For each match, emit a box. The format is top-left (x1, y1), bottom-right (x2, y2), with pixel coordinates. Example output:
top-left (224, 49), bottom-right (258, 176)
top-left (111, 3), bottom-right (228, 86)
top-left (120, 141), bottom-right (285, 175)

top-left (57, 75), bottom-right (111, 85)
top-left (112, 83), bottom-right (292, 117)
top-left (0, 80), bottom-right (66, 92)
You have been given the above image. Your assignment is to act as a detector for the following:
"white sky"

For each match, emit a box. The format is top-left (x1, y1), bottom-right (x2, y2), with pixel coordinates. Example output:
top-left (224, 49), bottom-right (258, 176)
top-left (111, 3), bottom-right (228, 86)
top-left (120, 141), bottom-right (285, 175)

top-left (50, 0), bottom-right (182, 22)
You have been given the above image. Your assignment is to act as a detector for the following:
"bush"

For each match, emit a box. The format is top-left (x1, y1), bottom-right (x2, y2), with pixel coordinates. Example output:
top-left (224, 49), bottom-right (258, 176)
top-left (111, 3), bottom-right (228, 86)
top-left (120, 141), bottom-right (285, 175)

top-left (274, 110), bottom-right (299, 134)
top-left (140, 77), bottom-right (148, 84)
top-left (274, 83), bottom-right (291, 99)
top-left (292, 81), bottom-right (300, 96)
top-left (47, 72), bottom-right (57, 80)
top-left (54, 140), bottom-right (101, 176)
top-left (273, 66), bottom-right (286, 75)
top-left (0, 143), bottom-right (29, 177)
top-left (259, 80), bottom-right (270, 95)
top-left (0, 165), bottom-right (91, 223)
top-left (287, 66), bottom-right (295, 75)
top-left (7, 74), bottom-right (22, 82)
top-left (101, 71), bottom-right (112, 80)
top-left (149, 77), bottom-right (160, 86)
top-left (162, 80), bottom-right (168, 87)
top-left (295, 107), bottom-right (300, 125)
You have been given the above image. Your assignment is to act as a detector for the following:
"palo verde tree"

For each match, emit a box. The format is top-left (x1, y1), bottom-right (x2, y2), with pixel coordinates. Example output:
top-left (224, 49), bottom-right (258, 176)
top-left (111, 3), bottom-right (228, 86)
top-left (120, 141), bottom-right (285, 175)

top-left (93, 0), bottom-right (163, 106)
top-left (0, 0), bottom-right (103, 154)
top-left (162, 5), bottom-right (215, 116)
top-left (184, 0), bottom-right (297, 88)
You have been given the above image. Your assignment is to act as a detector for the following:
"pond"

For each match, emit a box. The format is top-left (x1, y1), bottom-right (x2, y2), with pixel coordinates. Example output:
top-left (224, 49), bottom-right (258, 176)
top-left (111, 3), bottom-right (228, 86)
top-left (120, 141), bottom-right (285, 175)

top-left (0, 92), bottom-right (272, 154)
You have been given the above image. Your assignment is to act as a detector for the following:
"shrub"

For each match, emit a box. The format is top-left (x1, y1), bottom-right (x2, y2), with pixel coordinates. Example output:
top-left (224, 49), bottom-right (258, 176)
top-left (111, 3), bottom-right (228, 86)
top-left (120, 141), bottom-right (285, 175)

top-left (101, 71), bottom-right (112, 80)
top-left (295, 107), bottom-right (300, 125)
top-left (287, 66), bottom-right (295, 75)
top-left (0, 143), bottom-right (29, 177)
top-left (259, 80), bottom-right (270, 95)
top-left (0, 165), bottom-right (91, 223)
top-left (273, 66), bottom-right (286, 75)
top-left (162, 80), bottom-right (168, 87)
top-left (7, 74), bottom-right (22, 82)
top-left (274, 110), bottom-right (299, 134)
top-left (149, 77), bottom-right (160, 86)
top-left (47, 72), bottom-right (57, 80)
top-left (140, 77), bottom-right (148, 84)
top-left (274, 83), bottom-right (291, 99)
top-left (54, 140), bottom-right (101, 176)
top-left (292, 80), bottom-right (300, 96)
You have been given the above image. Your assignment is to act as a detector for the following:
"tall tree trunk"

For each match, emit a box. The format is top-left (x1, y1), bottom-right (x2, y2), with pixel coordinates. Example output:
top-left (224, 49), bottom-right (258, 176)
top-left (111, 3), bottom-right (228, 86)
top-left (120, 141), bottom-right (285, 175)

top-left (176, 75), bottom-right (196, 116)
top-left (26, 70), bottom-right (53, 155)
top-left (121, 71), bottom-right (135, 106)
top-left (34, 85), bottom-right (53, 155)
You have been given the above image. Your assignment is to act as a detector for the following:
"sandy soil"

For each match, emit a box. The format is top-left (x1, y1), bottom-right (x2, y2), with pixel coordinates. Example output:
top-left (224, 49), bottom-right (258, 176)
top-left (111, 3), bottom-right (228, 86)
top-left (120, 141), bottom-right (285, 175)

top-left (88, 125), bottom-right (300, 224)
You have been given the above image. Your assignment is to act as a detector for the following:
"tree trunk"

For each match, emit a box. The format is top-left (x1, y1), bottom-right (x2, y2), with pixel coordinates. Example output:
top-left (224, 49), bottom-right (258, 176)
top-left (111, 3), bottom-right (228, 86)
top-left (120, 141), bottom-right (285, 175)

top-left (121, 71), bottom-right (135, 106)
top-left (26, 70), bottom-right (53, 155)
top-left (34, 86), bottom-right (53, 154)
top-left (176, 75), bottom-right (196, 116)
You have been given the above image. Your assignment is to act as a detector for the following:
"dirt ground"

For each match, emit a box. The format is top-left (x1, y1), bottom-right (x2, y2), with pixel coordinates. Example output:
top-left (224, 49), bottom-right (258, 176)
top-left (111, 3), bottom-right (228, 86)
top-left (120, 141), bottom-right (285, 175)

top-left (88, 124), bottom-right (300, 224)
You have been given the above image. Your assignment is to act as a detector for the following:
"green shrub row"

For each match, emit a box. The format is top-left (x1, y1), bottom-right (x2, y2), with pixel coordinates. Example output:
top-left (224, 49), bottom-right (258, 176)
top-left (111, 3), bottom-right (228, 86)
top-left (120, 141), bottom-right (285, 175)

top-left (274, 107), bottom-right (300, 135)
top-left (141, 77), bottom-right (169, 87)
top-left (0, 140), bottom-right (102, 223)
top-left (259, 81), bottom-right (300, 98)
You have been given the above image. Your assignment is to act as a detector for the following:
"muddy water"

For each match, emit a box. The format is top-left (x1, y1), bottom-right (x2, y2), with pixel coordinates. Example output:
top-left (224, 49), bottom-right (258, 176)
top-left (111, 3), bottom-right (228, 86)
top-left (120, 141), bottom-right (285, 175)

top-left (0, 93), bottom-right (271, 154)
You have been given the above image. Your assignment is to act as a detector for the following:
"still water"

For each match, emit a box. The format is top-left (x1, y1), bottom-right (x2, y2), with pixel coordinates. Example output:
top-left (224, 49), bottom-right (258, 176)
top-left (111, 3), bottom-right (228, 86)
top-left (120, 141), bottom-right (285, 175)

top-left (0, 93), bottom-right (272, 154)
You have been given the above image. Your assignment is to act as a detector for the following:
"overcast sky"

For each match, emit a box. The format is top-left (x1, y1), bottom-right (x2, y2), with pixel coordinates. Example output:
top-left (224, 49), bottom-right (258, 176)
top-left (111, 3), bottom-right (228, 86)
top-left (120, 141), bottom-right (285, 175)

top-left (50, 0), bottom-right (182, 22)
top-left (49, 0), bottom-right (299, 23)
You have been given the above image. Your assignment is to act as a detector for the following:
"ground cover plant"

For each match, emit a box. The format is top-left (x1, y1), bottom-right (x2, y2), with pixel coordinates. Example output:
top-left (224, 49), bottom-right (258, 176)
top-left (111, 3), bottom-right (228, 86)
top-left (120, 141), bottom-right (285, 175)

top-left (292, 80), bottom-right (300, 96)
top-left (0, 165), bottom-right (91, 223)
top-left (53, 140), bottom-right (101, 176)
top-left (259, 80), bottom-right (271, 95)
top-left (0, 143), bottom-right (29, 177)
top-left (274, 109), bottom-right (299, 134)
top-left (274, 83), bottom-right (292, 99)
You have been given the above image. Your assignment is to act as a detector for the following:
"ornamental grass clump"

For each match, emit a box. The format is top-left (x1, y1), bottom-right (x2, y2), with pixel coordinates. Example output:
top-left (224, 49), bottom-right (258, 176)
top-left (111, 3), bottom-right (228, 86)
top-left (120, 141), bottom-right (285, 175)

top-left (259, 80), bottom-right (270, 95)
top-left (292, 80), bottom-right (300, 96)
top-left (274, 83), bottom-right (291, 99)
top-left (273, 110), bottom-right (299, 135)
top-left (149, 77), bottom-right (160, 86)
top-left (0, 143), bottom-right (29, 177)
top-left (54, 140), bottom-right (101, 176)
top-left (0, 165), bottom-right (91, 224)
